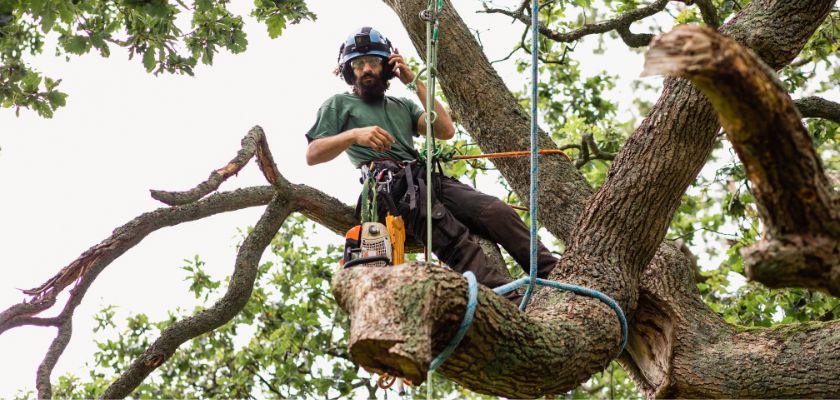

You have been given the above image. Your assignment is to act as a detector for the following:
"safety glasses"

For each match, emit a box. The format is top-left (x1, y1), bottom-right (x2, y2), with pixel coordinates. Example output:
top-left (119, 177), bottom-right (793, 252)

top-left (350, 56), bottom-right (384, 70)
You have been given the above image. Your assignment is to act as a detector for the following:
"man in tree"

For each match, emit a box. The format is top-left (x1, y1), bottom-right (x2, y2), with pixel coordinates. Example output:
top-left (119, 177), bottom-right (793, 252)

top-left (304, 27), bottom-right (557, 302)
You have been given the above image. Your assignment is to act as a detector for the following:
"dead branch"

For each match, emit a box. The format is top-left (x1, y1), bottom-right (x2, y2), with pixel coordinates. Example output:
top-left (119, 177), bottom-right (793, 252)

top-left (102, 194), bottom-right (293, 398)
top-left (0, 186), bottom-right (276, 325)
top-left (643, 25), bottom-right (840, 294)
top-left (794, 96), bottom-right (840, 124)
top-left (150, 126), bottom-right (282, 206)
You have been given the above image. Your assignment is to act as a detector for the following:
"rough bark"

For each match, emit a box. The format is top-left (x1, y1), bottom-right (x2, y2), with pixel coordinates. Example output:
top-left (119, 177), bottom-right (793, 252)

top-left (795, 96), bottom-right (840, 124)
top-left (333, 264), bottom-right (617, 397)
top-left (385, 0), bottom-right (593, 244)
top-left (330, 0), bottom-right (840, 398)
top-left (643, 25), bottom-right (840, 295)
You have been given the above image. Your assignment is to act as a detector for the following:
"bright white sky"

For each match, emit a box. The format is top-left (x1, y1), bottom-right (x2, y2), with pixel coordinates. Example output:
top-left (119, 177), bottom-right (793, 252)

top-left (0, 0), bottom-right (671, 396)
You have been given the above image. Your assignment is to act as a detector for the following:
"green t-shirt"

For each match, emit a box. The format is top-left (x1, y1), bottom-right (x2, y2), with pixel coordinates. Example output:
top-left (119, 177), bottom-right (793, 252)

top-left (306, 93), bottom-right (425, 167)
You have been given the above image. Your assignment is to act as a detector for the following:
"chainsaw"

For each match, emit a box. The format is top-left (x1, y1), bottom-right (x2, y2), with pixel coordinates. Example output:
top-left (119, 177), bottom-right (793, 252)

top-left (340, 222), bottom-right (392, 268)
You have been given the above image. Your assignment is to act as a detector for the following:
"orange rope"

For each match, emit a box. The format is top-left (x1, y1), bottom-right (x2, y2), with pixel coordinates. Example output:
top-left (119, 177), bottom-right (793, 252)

top-left (377, 374), bottom-right (396, 389)
top-left (451, 149), bottom-right (571, 161)
top-left (509, 204), bottom-right (528, 212)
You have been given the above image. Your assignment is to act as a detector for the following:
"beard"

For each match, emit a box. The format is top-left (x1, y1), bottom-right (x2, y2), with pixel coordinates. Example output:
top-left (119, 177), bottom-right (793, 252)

top-left (353, 72), bottom-right (388, 103)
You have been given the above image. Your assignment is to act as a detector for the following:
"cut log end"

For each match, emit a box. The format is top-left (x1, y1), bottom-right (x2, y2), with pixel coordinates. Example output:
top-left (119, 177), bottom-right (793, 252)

top-left (333, 263), bottom-right (441, 382)
top-left (350, 338), bottom-right (427, 383)
top-left (641, 25), bottom-right (716, 78)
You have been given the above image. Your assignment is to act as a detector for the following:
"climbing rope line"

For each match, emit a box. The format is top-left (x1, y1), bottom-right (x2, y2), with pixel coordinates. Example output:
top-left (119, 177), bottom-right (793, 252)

top-left (422, 0), bottom-right (442, 265)
top-left (493, 277), bottom-right (629, 357)
top-left (520, 0), bottom-right (541, 312)
top-left (430, 271), bottom-right (478, 371)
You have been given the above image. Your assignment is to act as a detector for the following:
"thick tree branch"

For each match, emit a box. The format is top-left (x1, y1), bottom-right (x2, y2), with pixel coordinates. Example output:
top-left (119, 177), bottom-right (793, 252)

top-left (644, 25), bottom-right (840, 295)
top-left (380, 0), bottom-right (837, 397)
top-left (388, 0), bottom-right (593, 244)
top-left (150, 126), bottom-right (282, 206)
top-left (332, 264), bottom-right (621, 397)
top-left (101, 194), bottom-right (292, 398)
top-left (795, 96), bottom-right (840, 124)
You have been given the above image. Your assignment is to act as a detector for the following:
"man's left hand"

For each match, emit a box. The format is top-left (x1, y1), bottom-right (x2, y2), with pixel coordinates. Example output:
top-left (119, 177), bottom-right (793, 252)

top-left (389, 49), bottom-right (415, 85)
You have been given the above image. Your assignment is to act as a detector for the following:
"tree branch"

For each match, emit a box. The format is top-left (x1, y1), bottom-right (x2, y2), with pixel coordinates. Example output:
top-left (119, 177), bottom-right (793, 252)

top-left (150, 125), bottom-right (282, 206)
top-left (385, 0), bottom-right (837, 397)
top-left (795, 96), bottom-right (840, 124)
top-left (101, 193), bottom-right (293, 398)
top-left (574, 133), bottom-right (616, 168)
top-left (643, 25), bottom-right (840, 295)
top-left (332, 264), bottom-right (622, 397)
top-left (483, 0), bottom-right (670, 47)
top-left (36, 318), bottom-right (72, 399)
top-left (688, 0), bottom-right (721, 28)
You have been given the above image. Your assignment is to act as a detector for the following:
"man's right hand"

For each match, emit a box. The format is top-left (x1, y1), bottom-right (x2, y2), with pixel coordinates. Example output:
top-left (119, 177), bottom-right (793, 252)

top-left (354, 126), bottom-right (395, 152)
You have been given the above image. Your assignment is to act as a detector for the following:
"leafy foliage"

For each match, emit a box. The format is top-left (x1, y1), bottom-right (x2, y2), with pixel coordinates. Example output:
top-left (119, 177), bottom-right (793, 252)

top-left (0, 0), bottom-right (315, 117)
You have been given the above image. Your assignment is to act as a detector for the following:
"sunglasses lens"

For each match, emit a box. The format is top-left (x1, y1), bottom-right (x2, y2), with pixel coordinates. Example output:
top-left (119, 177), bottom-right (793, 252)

top-left (351, 56), bottom-right (381, 69)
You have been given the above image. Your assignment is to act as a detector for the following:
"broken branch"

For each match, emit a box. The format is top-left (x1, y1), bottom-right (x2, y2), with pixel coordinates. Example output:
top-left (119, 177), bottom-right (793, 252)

top-left (644, 25), bottom-right (840, 294)
top-left (150, 126), bottom-right (283, 206)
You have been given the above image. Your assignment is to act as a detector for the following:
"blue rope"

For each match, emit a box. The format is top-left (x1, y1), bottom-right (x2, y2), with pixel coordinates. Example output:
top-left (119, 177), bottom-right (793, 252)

top-left (494, 277), bottom-right (628, 357)
top-left (429, 271), bottom-right (478, 371)
top-left (417, 0), bottom-right (627, 386)
top-left (520, 0), bottom-right (540, 311)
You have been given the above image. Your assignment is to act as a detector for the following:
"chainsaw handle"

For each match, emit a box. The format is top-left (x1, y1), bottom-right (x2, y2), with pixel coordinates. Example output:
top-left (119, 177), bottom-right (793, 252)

top-left (343, 255), bottom-right (392, 269)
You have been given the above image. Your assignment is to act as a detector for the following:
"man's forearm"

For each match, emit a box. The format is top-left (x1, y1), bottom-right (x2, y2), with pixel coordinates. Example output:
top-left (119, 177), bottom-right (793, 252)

top-left (306, 129), bottom-right (357, 165)
top-left (414, 79), bottom-right (455, 140)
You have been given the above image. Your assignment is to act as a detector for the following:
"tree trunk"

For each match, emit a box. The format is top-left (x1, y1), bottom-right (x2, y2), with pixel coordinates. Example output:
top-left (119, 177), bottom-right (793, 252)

top-left (330, 0), bottom-right (840, 397)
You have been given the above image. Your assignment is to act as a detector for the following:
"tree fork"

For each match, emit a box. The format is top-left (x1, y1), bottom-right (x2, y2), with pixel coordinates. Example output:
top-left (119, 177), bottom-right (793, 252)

top-left (643, 25), bottom-right (840, 295)
top-left (385, 0), bottom-right (837, 398)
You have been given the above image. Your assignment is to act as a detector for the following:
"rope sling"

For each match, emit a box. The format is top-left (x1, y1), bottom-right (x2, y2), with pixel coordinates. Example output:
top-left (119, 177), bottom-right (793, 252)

top-left (372, 0), bottom-right (629, 396)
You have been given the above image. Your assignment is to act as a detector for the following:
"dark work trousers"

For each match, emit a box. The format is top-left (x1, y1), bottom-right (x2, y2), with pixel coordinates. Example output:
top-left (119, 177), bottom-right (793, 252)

top-left (364, 160), bottom-right (558, 303)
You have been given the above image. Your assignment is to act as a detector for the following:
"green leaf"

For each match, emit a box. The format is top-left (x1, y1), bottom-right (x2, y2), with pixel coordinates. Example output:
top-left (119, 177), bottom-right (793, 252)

top-left (143, 49), bottom-right (156, 72)
top-left (63, 36), bottom-right (89, 55)
top-left (265, 14), bottom-right (286, 39)
top-left (47, 91), bottom-right (67, 108)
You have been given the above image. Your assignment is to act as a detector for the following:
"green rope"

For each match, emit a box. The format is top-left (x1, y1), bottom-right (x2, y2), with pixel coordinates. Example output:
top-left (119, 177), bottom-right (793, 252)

top-left (359, 175), bottom-right (378, 224)
top-left (423, 0), bottom-right (441, 397)
top-left (360, 176), bottom-right (371, 223)
top-left (423, 0), bottom-right (439, 266)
